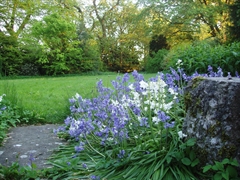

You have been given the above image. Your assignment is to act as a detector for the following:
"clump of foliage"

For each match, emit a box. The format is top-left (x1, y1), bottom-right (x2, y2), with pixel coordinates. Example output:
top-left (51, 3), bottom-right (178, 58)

top-left (163, 41), bottom-right (240, 76)
top-left (203, 158), bottom-right (239, 180)
top-left (144, 49), bottom-right (169, 73)
top-left (0, 161), bottom-right (40, 180)
top-left (0, 94), bottom-right (16, 144)
top-left (0, 33), bottom-right (22, 76)
top-left (0, 94), bottom-right (43, 145)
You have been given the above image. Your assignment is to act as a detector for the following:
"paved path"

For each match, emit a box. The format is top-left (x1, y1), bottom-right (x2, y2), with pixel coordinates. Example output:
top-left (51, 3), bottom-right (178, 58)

top-left (0, 124), bottom-right (66, 169)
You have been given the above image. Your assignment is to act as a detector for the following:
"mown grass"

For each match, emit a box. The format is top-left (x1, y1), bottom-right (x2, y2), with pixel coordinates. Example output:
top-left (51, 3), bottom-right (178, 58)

top-left (0, 73), bottom-right (156, 124)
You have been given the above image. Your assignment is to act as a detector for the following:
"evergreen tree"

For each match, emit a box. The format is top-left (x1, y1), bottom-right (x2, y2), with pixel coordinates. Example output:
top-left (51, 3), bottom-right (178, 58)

top-left (228, 1), bottom-right (240, 42)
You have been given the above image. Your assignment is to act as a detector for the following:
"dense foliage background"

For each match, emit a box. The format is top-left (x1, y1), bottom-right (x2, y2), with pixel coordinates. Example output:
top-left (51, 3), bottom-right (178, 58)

top-left (0, 0), bottom-right (240, 76)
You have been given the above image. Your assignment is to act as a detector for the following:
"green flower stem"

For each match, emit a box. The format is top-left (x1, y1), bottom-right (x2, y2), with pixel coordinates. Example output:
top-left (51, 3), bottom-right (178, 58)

top-left (85, 136), bottom-right (105, 158)
top-left (128, 108), bottom-right (141, 146)
top-left (147, 93), bottom-right (157, 146)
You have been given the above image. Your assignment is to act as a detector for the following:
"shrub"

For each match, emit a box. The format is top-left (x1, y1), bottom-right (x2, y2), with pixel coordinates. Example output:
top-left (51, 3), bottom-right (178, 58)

top-left (20, 63), bottom-right (39, 76)
top-left (164, 41), bottom-right (240, 76)
top-left (144, 49), bottom-right (169, 73)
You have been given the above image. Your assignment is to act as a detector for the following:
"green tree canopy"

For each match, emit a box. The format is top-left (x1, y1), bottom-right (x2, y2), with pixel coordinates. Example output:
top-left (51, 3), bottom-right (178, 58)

top-left (31, 13), bottom-right (83, 75)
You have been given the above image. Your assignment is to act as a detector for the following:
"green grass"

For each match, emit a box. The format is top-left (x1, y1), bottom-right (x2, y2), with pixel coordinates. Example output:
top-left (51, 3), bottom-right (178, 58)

top-left (0, 73), bottom-right (157, 124)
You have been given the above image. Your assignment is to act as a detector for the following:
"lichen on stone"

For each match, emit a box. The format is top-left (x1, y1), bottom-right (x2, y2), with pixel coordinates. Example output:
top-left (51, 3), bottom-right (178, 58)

top-left (182, 77), bottom-right (240, 173)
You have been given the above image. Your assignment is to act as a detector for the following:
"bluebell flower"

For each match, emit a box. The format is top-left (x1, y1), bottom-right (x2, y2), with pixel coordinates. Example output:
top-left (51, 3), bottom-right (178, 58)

top-left (170, 67), bottom-right (180, 81)
top-left (28, 153), bottom-right (35, 165)
top-left (149, 76), bottom-right (157, 82)
top-left (70, 105), bottom-right (77, 113)
top-left (117, 150), bottom-right (125, 159)
top-left (122, 73), bottom-right (130, 83)
top-left (235, 71), bottom-right (239, 78)
top-left (217, 67), bottom-right (223, 77)
top-left (111, 80), bottom-right (120, 90)
top-left (60, 69), bottom-right (184, 154)
top-left (1, 106), bottom-right (6, 111)
top-left (165, 73), bottom-right (175, 89)
top-left (69, 98), bottom-right (76, 104)
top-left (177, 67), bottom-right (183, 75)
top-left (139, 117), bottom-right (149, 127)
top-left (131, 105), bottom-right (141, 116)
top-left (82, 163), bottom-right (88, 169)
top-left (64, 117), bottom-right (72, 126)
top-left (132, 70), bottom-right (144, 82)
top-left (207, 65), bottom-right (216, 77)
top-left (94, 131), bottom-right (103, 137)
top-left (157, 111), bottom-right (170, 123)
top-left (191, 71), bottom-right (200, 79)
top-left (227, 72), bottom-right (232, 79)
top-left (182, 72), bottom-right (190, 81)
top-left (75, 142), bottom-right (85, 153)
top-left (207, 65), bottom-right (213, 72)
top-left (90, 175), bottom-right (100, 180)
top-left (164, 121), bottom-right (175, 129)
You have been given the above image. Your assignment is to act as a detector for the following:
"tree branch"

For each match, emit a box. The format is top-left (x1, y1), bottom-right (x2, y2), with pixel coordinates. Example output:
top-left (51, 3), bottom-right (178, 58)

top-left (16, 13), bottom-right (31, 37)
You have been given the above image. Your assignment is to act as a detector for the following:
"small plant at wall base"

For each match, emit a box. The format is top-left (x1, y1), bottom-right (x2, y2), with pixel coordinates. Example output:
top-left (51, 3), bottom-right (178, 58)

top-left (0, 156), bottom-right (40, 180)
top-left (203, 158), bottom-right (239, 180)
top-left (0, 94), bottom-right (43, 145)
top-left (0, 94), bottom-right (20, 144)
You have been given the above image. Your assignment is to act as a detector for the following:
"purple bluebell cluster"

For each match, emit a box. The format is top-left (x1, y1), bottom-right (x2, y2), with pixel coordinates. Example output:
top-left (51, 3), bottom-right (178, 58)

top-left (90, 175), bottom-right (100, 180)
top-left (117, 149), bottom-right (126, 159)
top-left (57, 70), bottom-right (179, 153)
top-left (158, 111), bottom-right (175, 129)
top-left (207, 65), bottom-right (224, 77)
top-left (57, 66), bottom-right (238, 155)
top-left (82, 163), bottom-right (88, 169)
top-left (75, 142), bottom-right (85, 153)
top-left (0, 106), bottom-right (6, 115)
top-left (28, 153), bottom-right (35, 168)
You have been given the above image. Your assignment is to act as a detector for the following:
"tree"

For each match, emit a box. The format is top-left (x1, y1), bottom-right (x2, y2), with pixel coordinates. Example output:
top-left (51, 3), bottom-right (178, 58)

top-left (0, 31), bottom-right (23, 76)
top-left (228, 0), bottom-right (240, 41)
top-left (83, 0), bottom-right (148, 71)
top-left (0, 0), bottom-right (63, 75)
top-left (31, 13), bottom-right (83, 75)
top-left (149, 34), bottom-right (169, 56)
top-left (137, 0), bottom-right (235, 44)
top-left (89, 0), bottom-right (120, 66)
top-left (0, 0), bottom-right (50, 40)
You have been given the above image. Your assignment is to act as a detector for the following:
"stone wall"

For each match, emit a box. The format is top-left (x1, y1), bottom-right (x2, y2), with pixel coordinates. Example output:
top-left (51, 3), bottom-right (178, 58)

top-left (183, 77), bottom-right (240, 170)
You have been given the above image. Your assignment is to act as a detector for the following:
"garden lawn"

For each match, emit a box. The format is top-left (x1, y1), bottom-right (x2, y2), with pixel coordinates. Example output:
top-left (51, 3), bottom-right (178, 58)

top-left (0, 73), bottom-right (156, 124)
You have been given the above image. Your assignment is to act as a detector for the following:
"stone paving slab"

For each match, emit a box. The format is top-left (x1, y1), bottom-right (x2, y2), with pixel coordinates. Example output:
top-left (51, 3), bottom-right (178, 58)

top-left (0, 124), bottom-right (66, 169)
